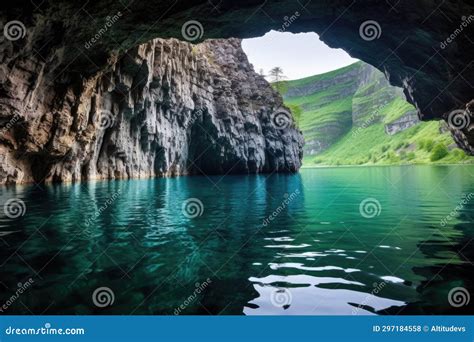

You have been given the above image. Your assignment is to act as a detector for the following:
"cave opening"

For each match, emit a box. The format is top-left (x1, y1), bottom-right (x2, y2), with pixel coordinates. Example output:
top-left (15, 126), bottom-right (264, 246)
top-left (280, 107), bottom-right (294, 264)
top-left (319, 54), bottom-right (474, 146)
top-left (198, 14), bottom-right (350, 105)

top-left (240, 30), bottom-right (473, 167)
top-left (1, 1), bottom-right (474, 319)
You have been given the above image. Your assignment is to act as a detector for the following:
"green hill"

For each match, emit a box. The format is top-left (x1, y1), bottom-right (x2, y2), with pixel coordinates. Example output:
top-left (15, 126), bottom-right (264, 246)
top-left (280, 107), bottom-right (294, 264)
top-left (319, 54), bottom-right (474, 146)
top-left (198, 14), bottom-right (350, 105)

top-left (279, 62), bottom-right (473, 166)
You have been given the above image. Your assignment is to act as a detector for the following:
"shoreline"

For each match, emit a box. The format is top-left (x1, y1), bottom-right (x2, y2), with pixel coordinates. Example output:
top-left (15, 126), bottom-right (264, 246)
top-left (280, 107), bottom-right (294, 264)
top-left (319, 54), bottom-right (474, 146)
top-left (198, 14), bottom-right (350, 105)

top-left (301, 162), bottom-right (474, 169)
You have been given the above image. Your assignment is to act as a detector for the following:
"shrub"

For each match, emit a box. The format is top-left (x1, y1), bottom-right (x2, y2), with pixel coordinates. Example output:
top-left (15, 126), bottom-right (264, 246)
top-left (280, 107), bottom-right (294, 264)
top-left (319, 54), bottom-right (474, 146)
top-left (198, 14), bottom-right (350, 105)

top-left (386, 151), bottom-right (399, 162)
top-left (451, 149), bottom-right (467, 162)
top-left (286, 104), bottom-right (302, 127)
top-left (418, 140), bottom-right (425, 149)
top-left (430, 143), bottom-right (448, 161)
top-left (407, 152), bottom-right (416, 160)
top-left (381, 145), bottom-right (390, 153)
top-left (395, 142), bottom-right (404, 150)
top-left (425, 139), bottom-right (435, 152)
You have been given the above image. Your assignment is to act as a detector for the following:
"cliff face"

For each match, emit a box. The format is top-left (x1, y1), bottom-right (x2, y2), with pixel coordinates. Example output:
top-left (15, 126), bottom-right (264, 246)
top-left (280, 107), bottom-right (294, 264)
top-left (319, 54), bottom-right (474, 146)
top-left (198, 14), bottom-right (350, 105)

top-left (283, 62), bottom-right (412, 156)
top-left (284, 62), bottom-right (470, 166)
top-left (1, 1), bottom-right (472, 155)
top-left (283, 64), bottom-right (363, 155)
top-left (0, 38), bottom-right (303, 184)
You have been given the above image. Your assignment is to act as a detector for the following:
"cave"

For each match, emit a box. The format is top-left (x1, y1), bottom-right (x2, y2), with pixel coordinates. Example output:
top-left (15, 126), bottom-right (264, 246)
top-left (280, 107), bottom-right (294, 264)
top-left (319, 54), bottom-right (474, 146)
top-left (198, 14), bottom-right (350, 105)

top-left (1, 0), bottom-right (474, 318)
top-left (1, 0), bottom-right (474, 184)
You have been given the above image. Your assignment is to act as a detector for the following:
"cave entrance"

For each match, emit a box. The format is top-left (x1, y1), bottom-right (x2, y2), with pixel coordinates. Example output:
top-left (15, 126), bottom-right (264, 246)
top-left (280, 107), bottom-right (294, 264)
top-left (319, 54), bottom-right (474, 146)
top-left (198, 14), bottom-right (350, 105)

top-left (242, 31), bottom-right (471, 167)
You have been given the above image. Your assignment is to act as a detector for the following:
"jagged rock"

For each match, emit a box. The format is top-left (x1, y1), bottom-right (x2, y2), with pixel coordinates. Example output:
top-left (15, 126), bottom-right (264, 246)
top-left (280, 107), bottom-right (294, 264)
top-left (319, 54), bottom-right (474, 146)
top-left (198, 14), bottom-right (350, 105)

top-left (0, 38), bottom-right (303, 184)
top-left (1, 0), bottom-right (473, 180)
top-left (2, 0), bottom-right (473, 154)
top-left (385, 111), bottom-right (420, 136)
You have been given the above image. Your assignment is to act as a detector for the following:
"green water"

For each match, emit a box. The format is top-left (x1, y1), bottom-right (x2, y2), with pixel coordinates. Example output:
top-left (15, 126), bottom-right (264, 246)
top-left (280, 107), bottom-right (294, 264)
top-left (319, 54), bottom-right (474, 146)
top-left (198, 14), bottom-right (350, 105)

top-left (0, 165), bottom-right (473, 315)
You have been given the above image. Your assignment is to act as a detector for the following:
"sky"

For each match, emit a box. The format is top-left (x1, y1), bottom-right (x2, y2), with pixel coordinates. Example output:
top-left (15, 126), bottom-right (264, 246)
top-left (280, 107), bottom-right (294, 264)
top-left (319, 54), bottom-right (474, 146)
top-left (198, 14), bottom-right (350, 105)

top-left (242, 30), bottom-right (358, 81)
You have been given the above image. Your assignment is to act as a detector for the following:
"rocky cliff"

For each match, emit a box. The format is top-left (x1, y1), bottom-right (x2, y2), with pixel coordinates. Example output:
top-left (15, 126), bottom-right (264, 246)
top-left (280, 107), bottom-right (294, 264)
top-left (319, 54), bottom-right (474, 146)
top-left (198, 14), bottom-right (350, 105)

top-left (0, 38), bottom-right (303, 184)
top-left (1, 1), bottom-right (473, 155)
top-left (283, 62), bottom-right (410, 156)
top-left (283, 62), bottom-right (471, 166)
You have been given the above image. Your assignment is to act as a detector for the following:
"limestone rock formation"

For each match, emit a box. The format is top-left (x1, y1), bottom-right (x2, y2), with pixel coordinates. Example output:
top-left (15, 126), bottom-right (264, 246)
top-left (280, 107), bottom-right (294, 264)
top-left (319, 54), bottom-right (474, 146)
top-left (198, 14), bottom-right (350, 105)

top-left (0, 38), bottom-right (303, 184)
top-left (2, 0), bottom-right (473, 154)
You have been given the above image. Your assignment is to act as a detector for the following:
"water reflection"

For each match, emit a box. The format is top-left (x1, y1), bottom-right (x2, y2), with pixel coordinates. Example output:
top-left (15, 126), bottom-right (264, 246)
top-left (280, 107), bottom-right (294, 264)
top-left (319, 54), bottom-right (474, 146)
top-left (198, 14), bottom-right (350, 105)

top-left (0, 166), bottom-right (473, 315)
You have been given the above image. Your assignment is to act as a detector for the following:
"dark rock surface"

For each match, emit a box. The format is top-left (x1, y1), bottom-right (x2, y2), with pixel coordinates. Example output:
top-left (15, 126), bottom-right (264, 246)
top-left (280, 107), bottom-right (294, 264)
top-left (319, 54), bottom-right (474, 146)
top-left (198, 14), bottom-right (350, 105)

top-left (384, 111), bottom-right (420, 136)
top-left (0, 37), bottom-right (303, 184)
top-left (1, 0), bottom-right (473, 181)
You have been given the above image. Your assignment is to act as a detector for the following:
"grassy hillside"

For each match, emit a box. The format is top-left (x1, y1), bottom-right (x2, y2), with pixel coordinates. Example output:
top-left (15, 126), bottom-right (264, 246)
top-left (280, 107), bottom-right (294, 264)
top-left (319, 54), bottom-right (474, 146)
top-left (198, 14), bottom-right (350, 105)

top-left (279, 62), bottom-right (473, 166)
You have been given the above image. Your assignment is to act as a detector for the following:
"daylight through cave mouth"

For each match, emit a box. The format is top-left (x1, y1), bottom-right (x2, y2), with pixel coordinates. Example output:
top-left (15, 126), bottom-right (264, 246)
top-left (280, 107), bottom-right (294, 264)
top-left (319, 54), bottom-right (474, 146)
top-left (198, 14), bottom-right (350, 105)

top-left (241, 31), bottom-right (471, 167)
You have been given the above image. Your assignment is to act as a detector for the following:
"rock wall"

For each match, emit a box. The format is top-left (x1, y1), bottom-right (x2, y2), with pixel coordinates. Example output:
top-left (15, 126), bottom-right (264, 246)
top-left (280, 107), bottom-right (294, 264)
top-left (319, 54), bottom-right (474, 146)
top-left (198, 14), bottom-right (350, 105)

top-left (0, 38), bottom-right (303, 184)
top-left (384, 111), bottom-right (420, 136)
top-left (2, 1), bottom-right (473, 155)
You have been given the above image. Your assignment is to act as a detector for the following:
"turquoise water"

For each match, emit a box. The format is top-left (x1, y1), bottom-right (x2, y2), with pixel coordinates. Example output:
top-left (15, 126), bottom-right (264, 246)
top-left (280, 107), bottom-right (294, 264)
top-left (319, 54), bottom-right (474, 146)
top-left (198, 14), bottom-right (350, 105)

top-left (0, 165), bottom-right (473, 315)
